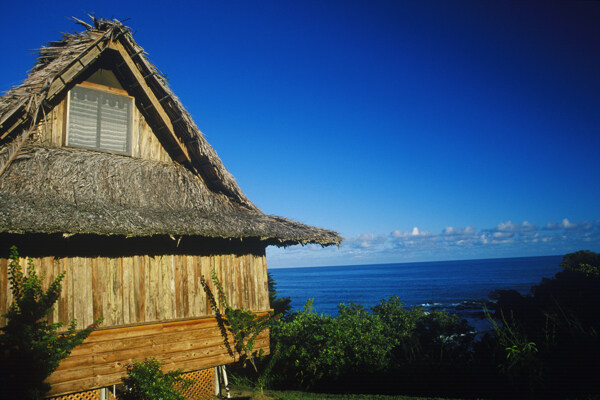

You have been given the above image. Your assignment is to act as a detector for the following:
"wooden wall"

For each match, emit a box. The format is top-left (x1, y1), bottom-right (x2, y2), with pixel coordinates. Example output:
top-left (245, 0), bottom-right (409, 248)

top-left (0, 251), bottom-right (270, 329)
top-left (45, 316), bottom-right (270, 396)
top-left (35, 93), bottom-right (171, 163)
top-left (0, 235), bottom-right (271, 397)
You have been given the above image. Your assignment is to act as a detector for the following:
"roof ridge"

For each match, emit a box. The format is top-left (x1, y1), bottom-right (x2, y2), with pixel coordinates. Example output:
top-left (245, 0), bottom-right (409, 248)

top-left (0, 16), bottom-right (257, 210)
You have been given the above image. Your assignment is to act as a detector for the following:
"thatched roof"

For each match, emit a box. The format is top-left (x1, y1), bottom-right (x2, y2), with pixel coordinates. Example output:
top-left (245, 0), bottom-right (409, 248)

top-left (0, 17), bottom-right (341, 246)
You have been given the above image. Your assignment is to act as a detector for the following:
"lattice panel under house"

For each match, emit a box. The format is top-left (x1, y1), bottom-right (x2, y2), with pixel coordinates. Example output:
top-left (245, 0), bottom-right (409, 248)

top-left (48, 388), bottom-right (117, 400)
top-left (178, 368), bottom-right (216, 399)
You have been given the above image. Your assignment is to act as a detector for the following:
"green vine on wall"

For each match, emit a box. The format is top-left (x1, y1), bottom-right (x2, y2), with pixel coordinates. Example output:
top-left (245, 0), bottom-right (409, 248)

top-left (201, 269), bottom-right (273, 373)
top-left (200, 273), bottom-right (234, 359)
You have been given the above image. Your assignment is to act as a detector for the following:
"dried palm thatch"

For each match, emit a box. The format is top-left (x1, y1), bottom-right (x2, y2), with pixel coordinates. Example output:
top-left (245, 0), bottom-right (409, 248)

top-left (0, 17), bottom-right (341, 246)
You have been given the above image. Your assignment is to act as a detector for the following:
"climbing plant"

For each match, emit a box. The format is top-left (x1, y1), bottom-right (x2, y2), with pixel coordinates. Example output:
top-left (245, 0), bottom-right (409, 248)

top-left (201, 269), bottom-right (274, 393)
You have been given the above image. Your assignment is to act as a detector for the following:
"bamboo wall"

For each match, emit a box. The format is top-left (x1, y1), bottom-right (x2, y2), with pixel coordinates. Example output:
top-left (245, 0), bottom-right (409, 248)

top-left (0, 251), bottom-right (270, 329)
top-left (35, 93), bottom-right (171, 163)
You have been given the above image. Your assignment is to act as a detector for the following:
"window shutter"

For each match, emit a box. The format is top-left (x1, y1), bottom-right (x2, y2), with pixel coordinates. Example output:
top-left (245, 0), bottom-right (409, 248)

top-left (68, 85), bottom-right (131, 154)
top-left (68, 87), bottom-right (99, 148)
top-left (99, 92), bottom-right (130, 153)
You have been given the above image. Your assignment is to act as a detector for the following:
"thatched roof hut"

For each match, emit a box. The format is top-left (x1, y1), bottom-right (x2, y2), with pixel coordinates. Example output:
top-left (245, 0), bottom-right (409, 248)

top-left (0, 17), bottom-right (340, 398)
top-left (0, 16), bottom-right (340, 247)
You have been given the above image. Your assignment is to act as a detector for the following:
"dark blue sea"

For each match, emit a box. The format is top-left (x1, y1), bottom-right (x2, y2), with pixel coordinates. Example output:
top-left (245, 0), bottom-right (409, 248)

top-left (270, 255), bottom-right (563, 331)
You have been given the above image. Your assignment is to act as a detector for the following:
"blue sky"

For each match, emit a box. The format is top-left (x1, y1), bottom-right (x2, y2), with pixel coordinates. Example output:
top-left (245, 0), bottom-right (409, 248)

top-left (1, 1), bottom-right (599, 267)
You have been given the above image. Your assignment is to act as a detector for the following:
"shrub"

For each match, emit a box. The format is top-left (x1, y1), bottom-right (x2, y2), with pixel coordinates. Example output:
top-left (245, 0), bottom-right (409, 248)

top-left (116, 357), bottom-right (192, 400)
top-left (270, 299), bottom-right (394, 390)
top-left (487, 250), bottom-right (600, 397)
top-left (270, 296), bottom-right (476, 394)
top-left (0, 246), bottom-right (102, 399)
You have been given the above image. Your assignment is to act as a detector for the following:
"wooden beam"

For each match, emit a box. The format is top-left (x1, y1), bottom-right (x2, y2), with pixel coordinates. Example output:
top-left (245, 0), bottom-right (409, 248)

top-left (44, 316), bottom-right (270, 396)
top-left (46, 37), bottom-right (110, 102)
top-left (1, 36), bottom-right (110, 141)
top-left (107, 41), bottom-right (192, 166)
top-left (0, 113), bottom-right (27, 140)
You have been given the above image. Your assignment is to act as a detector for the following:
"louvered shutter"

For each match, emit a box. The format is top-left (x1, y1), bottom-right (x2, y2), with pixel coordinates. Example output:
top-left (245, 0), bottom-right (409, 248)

top-left (68, 85), bottom-right (131, 153)
top-left (68, 87), bottom-right (99, 148)
top-left (99, 91), bottom-right (130, 152)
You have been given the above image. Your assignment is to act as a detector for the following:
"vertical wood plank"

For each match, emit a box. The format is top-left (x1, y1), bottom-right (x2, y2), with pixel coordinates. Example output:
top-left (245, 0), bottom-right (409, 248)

top-left (208, 256), bottom-right (216, 314)
top-left (234, 256), bottom-right (240, 309)
top-left (58, 100), bottom-right (65, 146)
top-left (0, 258), bottom-right (8, 327)
top-left (115, 258), bottom-right (124, 326)
top-left (151, 129), bottom-right (159, 161)
top-left (241, 255), bottom-right (250, 310)
top-left (48, 257), bottom-right (58, 324)
top-left (122, 256), bottom-right (131, 325)
top-left (140, 120), bottom-right (150, 160)
top-left (182, 255), bottom-right (190, 317)
top-left (132, 255), bottom-right (141, 323)
top-left (61, 98), bottom-right (68, 146)
top-left (252, 254), bottom-right (259, 310)
top-left (167, 255), bottom-right (175, 320)
top-left (105, 257), bottom-right (115, 326)
top-left (91, 257), bottom-right (101, 322)
top-left (67, 258), bottom-right (75, 324)
top-left (200, 256), bottom-right (208, 315)
top-left (147, 255), bottom-right (157, 321)
top-left (216, 255), bottom-right (223, 308)
top-left (51, 103), bottom-right (59, 146)
top-left (58, 258), bottom-right (67, 324)
top-left (72, 257), bottom-right (82, 324)
top-left (154, 255), bottom-right (162, 321)
top-left (98, 257), bottom-right (107, 326)
top-left (84, 257), bottom-right (94, 327)
top-left (188, 255), bottom-right (196, 316)
top-left (261, 255), bottom-right (269, 310)
top-left (132, 107), bottom-right (140, 157)
top-left (142, 255), bottom-right (149, 322)
top-left (175, 255), bottom-right (183, 318)
top-left (158, 255), bottom-right (169, 320)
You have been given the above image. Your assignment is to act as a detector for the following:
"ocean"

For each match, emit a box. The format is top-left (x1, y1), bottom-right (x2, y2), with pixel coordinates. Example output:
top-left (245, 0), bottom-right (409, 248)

top-left (269, 255), bottom-right (563, 331)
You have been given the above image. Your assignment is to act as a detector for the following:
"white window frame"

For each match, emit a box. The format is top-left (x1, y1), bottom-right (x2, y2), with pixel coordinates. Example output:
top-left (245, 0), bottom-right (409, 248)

top-left (66, 83), bottom-right (133, 155)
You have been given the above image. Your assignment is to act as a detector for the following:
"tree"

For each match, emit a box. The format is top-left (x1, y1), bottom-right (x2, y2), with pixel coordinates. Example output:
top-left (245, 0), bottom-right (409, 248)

top-left (488, 250), bottom-right (600, 397)
top-left (268, 272), bottom-right (292, 317)
top-left (0, 246), bottom-right (102, 399)
top-left (559, 249), bottom-right (600, 271)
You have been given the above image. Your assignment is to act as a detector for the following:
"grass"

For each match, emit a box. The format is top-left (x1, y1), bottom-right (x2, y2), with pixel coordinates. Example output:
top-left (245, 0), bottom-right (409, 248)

top-left (265, 391), bottom-right (462, 400)
top-left (227, 385), bottom-right (469, 400)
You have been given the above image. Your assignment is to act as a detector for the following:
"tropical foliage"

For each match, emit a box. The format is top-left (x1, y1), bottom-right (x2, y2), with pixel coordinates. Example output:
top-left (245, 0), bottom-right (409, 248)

top-left (268, 296), bottom-right (473, 395)
top-left (116, 357), bottom-right (191, 400)
top-left (0, 246), bottom-right (102, 399)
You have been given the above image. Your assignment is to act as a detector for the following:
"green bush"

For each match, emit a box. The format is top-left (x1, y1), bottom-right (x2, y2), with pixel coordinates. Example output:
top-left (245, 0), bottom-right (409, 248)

top-left (116, 357), bottom-right (192, 400)
top-left (487, 250), bottom-right (600, 397)
top-left (0, 246), bottom-right (102, 399)
top-left (270, 296), bottom-right (475, 394)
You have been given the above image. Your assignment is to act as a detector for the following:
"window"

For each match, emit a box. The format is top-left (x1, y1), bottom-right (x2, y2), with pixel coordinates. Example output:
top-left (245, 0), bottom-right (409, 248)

top-left (67, 85), bottom-right (132, 154)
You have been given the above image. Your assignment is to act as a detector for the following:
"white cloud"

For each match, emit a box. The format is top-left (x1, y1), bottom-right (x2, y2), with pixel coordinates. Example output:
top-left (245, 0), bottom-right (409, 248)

top-left (357, 218), bottom-right (599, 259)
top-left (268, 218), bottom-right (600, 268)
top-left (561, 218), bottom-right (575, 228)
top-left (495, 220), bottom-right (537, 233)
